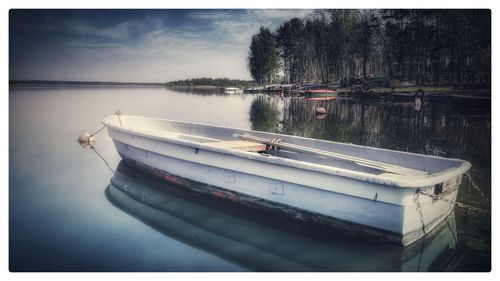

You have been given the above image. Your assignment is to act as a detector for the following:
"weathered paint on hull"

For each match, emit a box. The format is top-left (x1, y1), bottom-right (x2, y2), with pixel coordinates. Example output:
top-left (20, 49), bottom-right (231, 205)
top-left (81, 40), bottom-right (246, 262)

top-left (119, 153), bottom-right (404, 244)
top-left (113, 139), bottom-right (458, 246)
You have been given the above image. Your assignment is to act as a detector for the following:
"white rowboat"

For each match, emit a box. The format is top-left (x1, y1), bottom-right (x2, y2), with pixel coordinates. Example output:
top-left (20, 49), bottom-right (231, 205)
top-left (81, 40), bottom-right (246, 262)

top-left (102, 115), bottom-right (471, 246)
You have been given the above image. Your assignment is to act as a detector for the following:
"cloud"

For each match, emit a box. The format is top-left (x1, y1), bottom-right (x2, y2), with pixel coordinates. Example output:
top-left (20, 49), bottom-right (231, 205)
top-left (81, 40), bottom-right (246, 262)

top-left (17, 26), bottom-right (249, 82)
top-left (67, 21), bottom-right (130, 40)
top-left (10, 9), bottom-right (315, 82)
top-left (248, 9), bottom-right (314, 22)
top-left (188, 9), bottom-right (314, 45)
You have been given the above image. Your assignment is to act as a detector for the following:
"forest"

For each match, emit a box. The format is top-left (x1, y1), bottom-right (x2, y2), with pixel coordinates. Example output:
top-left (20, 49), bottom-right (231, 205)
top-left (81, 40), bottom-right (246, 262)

top-left (247, 9), bottom-right (491, 87)
top-left (165, 77), bottom-right (255, 87)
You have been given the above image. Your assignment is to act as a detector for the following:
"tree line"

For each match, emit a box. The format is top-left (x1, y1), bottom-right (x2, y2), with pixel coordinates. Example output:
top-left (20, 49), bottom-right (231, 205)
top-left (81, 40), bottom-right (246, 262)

top-left (247, 9), bottom-right (491, 87)
top-left (165, 77), bottom-right (256, 87)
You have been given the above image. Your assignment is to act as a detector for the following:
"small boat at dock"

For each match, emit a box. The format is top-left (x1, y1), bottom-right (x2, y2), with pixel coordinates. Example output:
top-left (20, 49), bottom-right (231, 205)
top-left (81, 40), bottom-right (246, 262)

top-left (305, 96), bottom-right (337, 101)
top-left (305, 89), bottom-right (337, 94)
top-left (224, 87), bottom-right (243, 94)
top-left (243, 86), bottom-right (265, 93)
top-left (103, 114), bottom-right (471, 246)
top-left (303, 86), bottom-right (338, 101)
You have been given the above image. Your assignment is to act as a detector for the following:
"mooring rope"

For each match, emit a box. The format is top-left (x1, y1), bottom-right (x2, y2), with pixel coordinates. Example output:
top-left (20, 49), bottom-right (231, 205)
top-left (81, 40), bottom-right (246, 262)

top-left (414, 170), bottom-right (491, 214)
top-left (465, 171), bottom-right (490, 203)
top-left (78, 111), bottom-right (122, 174)
top-left (90, 145), bottom-right (115, 174)
top-left (90, 125), bottom-right (106, 137)
top-left (115, 110), bottom-right (122, 126)
top-left (78, 110), bottom-right (121, 143)
top-left (413, 190), bottom-right (427, 234)
top-left (90, 111), bottom-right (122, 137)
top-left (416, 234), bottom-right (426, 272)
top-left (417, 189), bottom-right (490, 214)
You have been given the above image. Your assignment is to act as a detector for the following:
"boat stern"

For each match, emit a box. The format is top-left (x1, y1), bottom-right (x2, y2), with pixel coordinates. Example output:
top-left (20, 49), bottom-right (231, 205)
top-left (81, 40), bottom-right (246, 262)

top-left (400, 173), bottom-right (464, 246)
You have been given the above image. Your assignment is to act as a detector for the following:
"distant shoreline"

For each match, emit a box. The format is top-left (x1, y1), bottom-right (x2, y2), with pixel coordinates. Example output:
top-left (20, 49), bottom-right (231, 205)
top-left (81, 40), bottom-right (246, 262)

top-left (9, 80), bottom-right (166, 87)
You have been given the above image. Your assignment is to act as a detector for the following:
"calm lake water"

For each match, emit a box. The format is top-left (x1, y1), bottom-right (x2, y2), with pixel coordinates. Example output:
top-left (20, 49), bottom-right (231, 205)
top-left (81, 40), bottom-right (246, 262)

top-left (9, 86), bottom-right (491, 271)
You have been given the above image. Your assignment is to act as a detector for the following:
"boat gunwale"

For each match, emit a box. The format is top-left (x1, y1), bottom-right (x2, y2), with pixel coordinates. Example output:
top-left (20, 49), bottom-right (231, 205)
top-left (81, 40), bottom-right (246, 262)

top-left (102, 115), bottom-right (472, 188)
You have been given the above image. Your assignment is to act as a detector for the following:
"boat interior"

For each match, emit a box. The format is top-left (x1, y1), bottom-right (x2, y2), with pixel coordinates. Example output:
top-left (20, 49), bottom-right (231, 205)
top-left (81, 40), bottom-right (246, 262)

top-left (105, 115), bottom-right (466, 177)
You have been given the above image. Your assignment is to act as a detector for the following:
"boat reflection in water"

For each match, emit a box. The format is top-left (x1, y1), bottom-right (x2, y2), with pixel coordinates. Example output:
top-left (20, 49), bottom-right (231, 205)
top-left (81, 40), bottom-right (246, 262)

top-left (106, 161), bottom-right (460, 272)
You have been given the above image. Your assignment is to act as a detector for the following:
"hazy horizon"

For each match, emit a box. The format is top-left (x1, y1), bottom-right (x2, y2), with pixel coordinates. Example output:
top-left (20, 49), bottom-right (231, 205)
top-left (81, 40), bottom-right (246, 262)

top-left (9, 9), bottom-right (313, 83)
top-left (8, 77), bottom-right (253, 84)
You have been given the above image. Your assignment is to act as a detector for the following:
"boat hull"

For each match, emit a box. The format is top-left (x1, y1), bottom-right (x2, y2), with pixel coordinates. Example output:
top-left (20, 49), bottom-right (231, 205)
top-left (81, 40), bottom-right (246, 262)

top-left (305, 96), bottom-right (336, 101)
top-left (108, 133), bottom-right (459, 246)
top-left (304, 91), bottom-right (338, 101)
top-left (103, 115), bottom-right (469, 246)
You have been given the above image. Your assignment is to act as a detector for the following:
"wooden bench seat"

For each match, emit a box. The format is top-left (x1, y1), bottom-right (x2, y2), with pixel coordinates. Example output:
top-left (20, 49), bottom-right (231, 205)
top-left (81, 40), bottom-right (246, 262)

top-left (206, 140), bottom-right (267, 152)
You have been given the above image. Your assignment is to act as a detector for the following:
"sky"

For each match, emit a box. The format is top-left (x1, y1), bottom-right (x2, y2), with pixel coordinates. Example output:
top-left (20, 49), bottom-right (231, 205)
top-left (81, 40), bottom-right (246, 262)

top-left (9, 9), bottom-right (314, 83)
